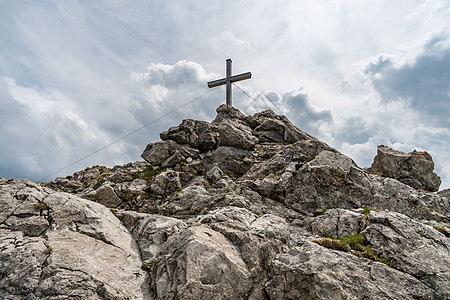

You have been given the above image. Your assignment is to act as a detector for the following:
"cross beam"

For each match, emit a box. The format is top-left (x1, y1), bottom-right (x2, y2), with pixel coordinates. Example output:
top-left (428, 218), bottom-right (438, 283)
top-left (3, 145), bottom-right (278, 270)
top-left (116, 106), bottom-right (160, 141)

top-left (207, 59), bottom-right (251, 106)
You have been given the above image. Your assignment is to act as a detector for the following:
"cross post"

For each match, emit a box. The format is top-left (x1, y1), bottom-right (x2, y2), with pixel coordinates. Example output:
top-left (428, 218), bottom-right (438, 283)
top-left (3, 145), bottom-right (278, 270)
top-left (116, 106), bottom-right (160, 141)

top-left (207, 59), bottom-right (251, 106)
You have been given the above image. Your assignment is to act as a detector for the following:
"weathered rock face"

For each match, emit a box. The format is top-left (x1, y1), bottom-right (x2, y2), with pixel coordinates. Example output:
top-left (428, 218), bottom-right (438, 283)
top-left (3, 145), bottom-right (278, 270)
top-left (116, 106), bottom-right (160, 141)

top-left (160, 119), bottom-right (219, 152)
top-left (368, 145), bottom-right (442, 191)
top-left (0, 178), bottom-right (148, 299)
top-left (2, 105), bottom-right (449, 299)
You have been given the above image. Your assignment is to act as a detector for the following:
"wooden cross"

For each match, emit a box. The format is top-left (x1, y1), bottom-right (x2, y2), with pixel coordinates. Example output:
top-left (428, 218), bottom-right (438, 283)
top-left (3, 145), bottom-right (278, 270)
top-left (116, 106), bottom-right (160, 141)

top-left (207, 59), bottom-right (251, 106)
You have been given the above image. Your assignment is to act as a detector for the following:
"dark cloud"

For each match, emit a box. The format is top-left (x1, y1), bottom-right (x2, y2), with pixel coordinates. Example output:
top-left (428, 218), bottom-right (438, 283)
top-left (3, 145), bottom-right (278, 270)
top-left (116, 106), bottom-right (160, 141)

top-left (334, 116), bottom-right (372, 145)
top-left (367, 44), bottom-right (450, 126)
top-left (0, 77), bottom-right (134, 181)
top-left (283, 90), bottom-right (333, 136)
top-left (1, 0), bottom-right (450, 189)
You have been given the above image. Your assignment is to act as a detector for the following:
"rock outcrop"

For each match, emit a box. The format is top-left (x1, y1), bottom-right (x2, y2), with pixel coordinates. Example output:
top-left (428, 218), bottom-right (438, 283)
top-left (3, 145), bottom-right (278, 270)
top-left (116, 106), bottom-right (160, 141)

top-left (0, 178), bottom-right (148, 299)
top-left (2, 104), bottom-right (449, 299)
top-left (368, 145), bottom-right (441, 191)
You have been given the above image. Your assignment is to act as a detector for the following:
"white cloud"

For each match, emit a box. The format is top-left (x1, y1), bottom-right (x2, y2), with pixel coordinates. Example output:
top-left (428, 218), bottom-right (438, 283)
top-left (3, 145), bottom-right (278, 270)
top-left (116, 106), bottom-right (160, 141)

top-left (1, 1), bottom-right (450, 190)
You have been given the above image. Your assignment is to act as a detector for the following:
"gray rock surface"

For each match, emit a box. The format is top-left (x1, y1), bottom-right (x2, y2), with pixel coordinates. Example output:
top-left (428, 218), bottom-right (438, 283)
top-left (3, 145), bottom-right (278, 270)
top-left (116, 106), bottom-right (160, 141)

top-left (365, 211), bottom-right (450, 296)
top-left (214, 118), bottom-right (258, 150)
top-left (310, 208), bottom-right (364, 238)
top-left (369, 145), bottom-right (442, 191)
top-left (206, 165), bottom-right (224, 182)
top-left (0, 178), bottom-right (148, 299)
top-left (82, 183), bottom-right (122, 208)
top-left (160, 119), bottom-right (219, 152)
top-left (3, 105), bottom-right (449, 299)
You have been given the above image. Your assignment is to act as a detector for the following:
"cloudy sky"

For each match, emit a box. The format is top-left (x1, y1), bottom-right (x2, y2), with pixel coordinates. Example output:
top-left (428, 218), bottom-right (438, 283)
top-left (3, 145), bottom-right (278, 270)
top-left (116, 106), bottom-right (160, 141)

top-left (1, 0), bottom-right (449, 190)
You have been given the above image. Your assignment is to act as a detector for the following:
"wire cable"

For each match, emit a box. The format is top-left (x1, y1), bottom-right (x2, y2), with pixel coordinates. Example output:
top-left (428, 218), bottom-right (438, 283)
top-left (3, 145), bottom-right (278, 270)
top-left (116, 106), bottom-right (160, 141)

top-left (37, 87), bottom-right (219, 183)
top-left (233, 82), bottom-right (284, 114)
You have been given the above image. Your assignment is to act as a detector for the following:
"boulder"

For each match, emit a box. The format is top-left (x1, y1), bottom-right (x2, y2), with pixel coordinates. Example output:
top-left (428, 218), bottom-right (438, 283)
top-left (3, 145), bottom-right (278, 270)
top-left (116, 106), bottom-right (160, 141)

top-left (82, 183), bottom-right (122, 208)
top-left (114, 204), bottom-right (449, 299)
top-left (210, 146), bottom-right (253, 177)
top-left (310, 208), bottom-right (364, 238)
top-left (146, 225), bottom-right (252, 299)
top-left (141, 140), bottom-right (179, 166)
top-left (160, 119), bottom-right (219, 152)
top-left (149, 170), bottom-right (182, 195)
top-left (368, 145), bottom-right (441, 191)
top-left (206, 165), bottom-right (224, 182)
top-left (215, 118), bottom-right (258, 150)
top-left (214, 104), bottom-right (247, 122)
top-left (0, 179), bottom-right (148, 299)
top-left (266, 241), bottom-right (433, 299)
top-left (250, 110), bottom-right (314, 143)
top-left (161, 149), bottom-right (185, 168)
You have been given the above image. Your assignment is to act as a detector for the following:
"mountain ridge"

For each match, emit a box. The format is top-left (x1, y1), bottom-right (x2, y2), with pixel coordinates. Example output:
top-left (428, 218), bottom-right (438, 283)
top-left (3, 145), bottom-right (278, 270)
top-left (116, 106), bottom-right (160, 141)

top-left (1, 104), bottom-right (449, 299)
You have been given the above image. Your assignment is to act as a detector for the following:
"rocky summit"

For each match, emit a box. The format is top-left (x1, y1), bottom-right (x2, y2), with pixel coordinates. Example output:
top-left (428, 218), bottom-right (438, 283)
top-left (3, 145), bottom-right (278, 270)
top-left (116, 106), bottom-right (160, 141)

top-left (1, 105), bottom-right (449, 300)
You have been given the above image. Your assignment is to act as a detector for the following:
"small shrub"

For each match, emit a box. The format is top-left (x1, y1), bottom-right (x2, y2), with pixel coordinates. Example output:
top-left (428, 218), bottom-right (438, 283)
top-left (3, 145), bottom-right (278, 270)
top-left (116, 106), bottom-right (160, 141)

top-left (43, 247), bottom-right (53, 255)
top-left (65, 175), bottom-right (73, 180)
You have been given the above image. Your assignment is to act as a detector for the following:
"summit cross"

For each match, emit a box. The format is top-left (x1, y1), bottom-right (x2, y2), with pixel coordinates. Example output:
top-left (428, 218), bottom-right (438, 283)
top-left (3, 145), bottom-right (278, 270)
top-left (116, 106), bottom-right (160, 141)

top-left (207, 59), bottom-right (252, 106)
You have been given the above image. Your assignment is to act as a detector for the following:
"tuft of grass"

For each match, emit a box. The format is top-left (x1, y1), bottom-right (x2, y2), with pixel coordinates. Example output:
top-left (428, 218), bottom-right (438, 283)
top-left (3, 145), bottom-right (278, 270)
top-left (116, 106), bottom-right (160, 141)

top-left (433, 226), bottom-right (450, 238)
top-left (84, 165), bottom-right (100, 171)
top-left (133, 166), bottom-right (165, 180)
top-left (295, 156), bottom-right (316, 170)
top-left (313, 234), bottom-right (392, 267)
top-left (43, 247), bottom-right (53, 255)
top-left (315, 207), bottom-right (339, 216)
top-left (35, 202), bottom-right (48, 211)
top-left (65, 175), bottom-right (73, 180)
top-left (313, 238), bottom-right (350, 252)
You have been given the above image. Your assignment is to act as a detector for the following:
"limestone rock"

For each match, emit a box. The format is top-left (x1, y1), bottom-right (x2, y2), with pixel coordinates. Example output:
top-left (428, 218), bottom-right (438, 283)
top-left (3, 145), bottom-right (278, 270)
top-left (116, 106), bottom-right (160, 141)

top-left (214, 104), bottom-right (247, 122)
top-left (0, 179), bottom-right (148, 299)
top-left (214, 119), bottom-right (258, 150)
top-left (149, 170), bottom-right (182, 195)
top-left (160, 119), bottom-right (219, 152)
top-left (116, 210), bottom-right (187, 262)
top-left (250, 109), bottom-right (314, 143)
top-left (310, 208), bottom-right (364, 238)
top-left (148, 225), bottom-right (252, 299)
top-left (7, 105), bottom-right (449, 299)
top-left (113, 204), bottom-right (449, 299)
top-left (206, 165), bottom-right (224, 182)
top-left (82, 183), bottom-right (122, 208)
top-left (364, 210), bottom-right (450, 296)
top-left (141, 140), bottom-right (180, 166)
top-left (248, 145), bottom-right (449, 223)
top-left (209, 146), bottom-right (253, 177)
top-left (266, 241), bottom-right (434, 299)
top-left (439, 188), bottom-right (450, 199)
top-left (369, 145), bottom-right (441, 191)
top-left (161, 149), bottom-right (185, 168)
